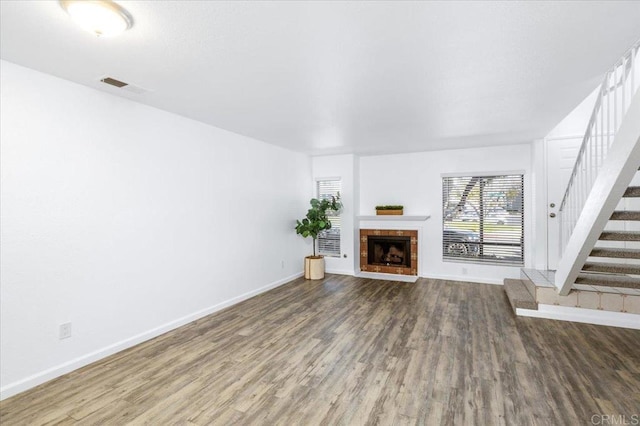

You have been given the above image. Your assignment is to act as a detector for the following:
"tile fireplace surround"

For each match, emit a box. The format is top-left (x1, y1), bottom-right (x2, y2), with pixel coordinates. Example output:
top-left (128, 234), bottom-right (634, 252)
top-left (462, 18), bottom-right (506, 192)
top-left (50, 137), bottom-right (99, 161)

top-left (360, 229), bottom-right (418, 276)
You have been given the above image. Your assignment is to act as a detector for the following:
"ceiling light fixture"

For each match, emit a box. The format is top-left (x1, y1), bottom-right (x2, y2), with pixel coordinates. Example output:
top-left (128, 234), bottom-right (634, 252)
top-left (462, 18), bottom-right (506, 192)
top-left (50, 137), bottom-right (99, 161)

top-left (60, 1), bottom-right (133, 37)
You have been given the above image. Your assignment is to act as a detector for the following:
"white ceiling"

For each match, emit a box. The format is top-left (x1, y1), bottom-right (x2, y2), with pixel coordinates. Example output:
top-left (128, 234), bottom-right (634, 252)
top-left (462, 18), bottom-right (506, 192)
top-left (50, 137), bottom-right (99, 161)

top-left (2, 1), bottom-right (640, 156)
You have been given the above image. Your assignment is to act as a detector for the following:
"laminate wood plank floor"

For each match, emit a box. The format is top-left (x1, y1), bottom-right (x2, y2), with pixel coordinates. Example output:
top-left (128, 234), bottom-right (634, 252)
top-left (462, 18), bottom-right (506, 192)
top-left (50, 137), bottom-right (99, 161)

top-left (1, 275), bottom-right (639, 425)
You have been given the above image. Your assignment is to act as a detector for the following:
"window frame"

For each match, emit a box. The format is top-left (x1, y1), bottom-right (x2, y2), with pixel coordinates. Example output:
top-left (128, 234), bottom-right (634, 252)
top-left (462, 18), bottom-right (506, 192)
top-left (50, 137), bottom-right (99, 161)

top-left (442, 172), bottom-right (524, 266)
top-left (316, 178), bottom-right (342, 258)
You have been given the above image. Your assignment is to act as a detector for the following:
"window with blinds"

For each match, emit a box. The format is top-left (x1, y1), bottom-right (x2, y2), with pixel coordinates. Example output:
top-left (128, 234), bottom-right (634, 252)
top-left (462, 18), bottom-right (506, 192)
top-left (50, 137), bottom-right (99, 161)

top-left (442, 174), bottom-right (523, 265)
top-left (317, 179), bottom-right (342, 257)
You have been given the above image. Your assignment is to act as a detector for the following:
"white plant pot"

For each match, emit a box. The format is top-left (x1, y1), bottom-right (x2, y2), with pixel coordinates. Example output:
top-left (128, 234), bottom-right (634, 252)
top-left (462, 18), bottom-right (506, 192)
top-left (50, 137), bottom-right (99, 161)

top-left (304, 256), bottom-right (325, 280)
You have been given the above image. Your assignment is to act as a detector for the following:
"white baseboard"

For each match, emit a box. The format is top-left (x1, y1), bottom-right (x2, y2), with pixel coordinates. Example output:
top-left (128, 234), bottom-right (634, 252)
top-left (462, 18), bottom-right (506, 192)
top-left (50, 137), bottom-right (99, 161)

top-left (0, 272), bottom-right (303, 401)
top-left (516, 304), bottom-right (640, 330)
top-left (325, 268), bottom-right (355, 276)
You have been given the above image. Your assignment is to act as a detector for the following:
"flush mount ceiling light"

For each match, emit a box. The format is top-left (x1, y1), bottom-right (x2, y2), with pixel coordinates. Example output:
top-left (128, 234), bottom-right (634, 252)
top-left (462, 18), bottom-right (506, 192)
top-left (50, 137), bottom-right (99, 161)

top-left (60, 1), bottom-right (133, 37)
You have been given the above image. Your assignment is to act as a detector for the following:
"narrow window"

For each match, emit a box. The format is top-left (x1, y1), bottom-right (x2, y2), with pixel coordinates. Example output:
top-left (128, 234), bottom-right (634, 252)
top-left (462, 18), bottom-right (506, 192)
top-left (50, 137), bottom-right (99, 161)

top-left (317, 179), bottom-right (342, 257)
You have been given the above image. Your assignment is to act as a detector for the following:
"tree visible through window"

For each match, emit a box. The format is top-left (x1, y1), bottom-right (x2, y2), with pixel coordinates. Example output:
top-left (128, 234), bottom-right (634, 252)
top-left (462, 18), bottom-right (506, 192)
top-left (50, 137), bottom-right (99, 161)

top-left (317, 179), bottom-right (342, 257)
top-left (442, 174), bottom-right (523, 265)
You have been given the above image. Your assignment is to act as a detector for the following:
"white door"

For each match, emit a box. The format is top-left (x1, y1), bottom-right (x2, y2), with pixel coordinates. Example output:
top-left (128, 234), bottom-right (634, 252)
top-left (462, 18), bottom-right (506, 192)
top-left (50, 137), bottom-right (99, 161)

top-left (546, 137), bottom-right (582, 269)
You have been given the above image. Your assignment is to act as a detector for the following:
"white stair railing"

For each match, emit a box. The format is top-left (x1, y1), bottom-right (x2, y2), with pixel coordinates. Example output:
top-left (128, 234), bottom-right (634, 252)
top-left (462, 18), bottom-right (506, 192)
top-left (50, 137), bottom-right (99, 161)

top-left (559, 40), bottom-right (640, 255)
top-left (555, 93), bottom-right (640, 295)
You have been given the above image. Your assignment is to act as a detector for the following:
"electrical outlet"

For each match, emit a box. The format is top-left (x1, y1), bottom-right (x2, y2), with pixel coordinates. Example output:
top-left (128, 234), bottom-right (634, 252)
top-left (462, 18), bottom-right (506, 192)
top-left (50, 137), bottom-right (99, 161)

top-left (462, 267), bottom-right (468, 275)
top-left (59, 322), bottom-right (72, 340)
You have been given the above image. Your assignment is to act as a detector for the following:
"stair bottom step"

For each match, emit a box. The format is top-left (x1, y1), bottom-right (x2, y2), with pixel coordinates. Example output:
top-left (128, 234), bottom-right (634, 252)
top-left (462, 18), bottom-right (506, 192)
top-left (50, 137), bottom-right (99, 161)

top-left (514, 269), bottom-right (640, 317)
top-left (504, 278), bottom-right (538, 313)
top-left (536, 285), bottom-right (640, 313)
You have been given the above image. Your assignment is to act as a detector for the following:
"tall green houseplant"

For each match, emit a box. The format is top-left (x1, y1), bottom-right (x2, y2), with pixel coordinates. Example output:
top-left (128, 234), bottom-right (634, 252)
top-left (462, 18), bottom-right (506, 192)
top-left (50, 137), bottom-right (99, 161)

top-left (295, 195), bottom-right (342, 256)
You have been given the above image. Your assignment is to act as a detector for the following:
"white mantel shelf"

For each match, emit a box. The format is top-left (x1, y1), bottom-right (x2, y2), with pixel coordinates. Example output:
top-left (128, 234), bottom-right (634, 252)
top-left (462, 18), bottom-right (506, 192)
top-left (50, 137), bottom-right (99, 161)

top-left (357, 215), bottom-right (430, 221)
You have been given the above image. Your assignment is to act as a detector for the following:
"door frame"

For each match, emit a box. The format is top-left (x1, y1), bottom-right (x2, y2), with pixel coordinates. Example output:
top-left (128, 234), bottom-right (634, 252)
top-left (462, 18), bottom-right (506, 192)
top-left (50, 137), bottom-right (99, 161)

top-left (544, 135), bottom-right (584, 270)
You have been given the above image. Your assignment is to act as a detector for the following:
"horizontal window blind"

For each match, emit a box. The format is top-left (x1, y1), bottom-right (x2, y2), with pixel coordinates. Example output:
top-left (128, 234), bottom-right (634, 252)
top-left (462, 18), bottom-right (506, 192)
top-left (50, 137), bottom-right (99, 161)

top-left (442, 174), bottom-right (523, 265)
top-left (317, 179), bottom-right (341, 257)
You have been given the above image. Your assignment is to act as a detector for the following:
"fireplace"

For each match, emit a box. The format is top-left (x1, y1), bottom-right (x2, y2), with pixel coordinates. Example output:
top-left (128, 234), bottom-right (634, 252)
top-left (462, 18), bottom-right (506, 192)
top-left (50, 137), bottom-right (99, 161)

top-left (360, 229), bottom-right (418, 276)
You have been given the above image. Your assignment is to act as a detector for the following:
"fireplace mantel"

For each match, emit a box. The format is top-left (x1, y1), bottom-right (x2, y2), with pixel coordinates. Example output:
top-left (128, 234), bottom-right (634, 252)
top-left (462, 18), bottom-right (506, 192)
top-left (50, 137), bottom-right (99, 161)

top-left (357, 215), bottom-right (430, 221)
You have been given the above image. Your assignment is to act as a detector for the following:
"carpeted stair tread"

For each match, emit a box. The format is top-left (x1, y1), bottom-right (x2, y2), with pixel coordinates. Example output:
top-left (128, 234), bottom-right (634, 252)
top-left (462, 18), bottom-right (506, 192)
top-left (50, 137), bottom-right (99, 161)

top-left (623, 186), bottom-right (640, 197)
top-left (576, 272), bottom-right (640, 289)
top-left (503, 278), bottom-right (538, 313)
top-left (520, 276), bottom-right (537, 298)
top-left (590, 247), bottom-right (640, 259)
top-left (610, 211), bottom-right (640, 220)
top-left (599, 230), bottom-right (640, 241)
top-left (582, 261), bottom-right (640, 275)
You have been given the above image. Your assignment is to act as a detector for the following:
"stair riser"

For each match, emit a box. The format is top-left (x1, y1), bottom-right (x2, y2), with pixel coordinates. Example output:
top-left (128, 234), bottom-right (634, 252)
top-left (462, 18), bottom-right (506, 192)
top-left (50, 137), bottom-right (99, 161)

top-left (536, 285), bottom-right (640, 314)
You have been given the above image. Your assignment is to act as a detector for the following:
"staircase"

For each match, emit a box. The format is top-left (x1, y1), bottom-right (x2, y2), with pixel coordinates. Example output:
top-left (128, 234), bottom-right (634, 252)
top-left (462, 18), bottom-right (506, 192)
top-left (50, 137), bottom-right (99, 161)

top-left (504, 174), bottom-right (640, 324)
top-left (504, 39), bottom-right (640, 328)
top-left (577, 180), bottom-right (640, 290)
top-left (503, 138), bottom-right (640, 328)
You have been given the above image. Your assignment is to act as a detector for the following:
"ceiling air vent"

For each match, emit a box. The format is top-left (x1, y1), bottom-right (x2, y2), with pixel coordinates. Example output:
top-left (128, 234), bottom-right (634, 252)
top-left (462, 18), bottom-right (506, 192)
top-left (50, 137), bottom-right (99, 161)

top-left (100, 77), bottom-right (128, 88)
top-left (99, 76), bottom-right (150, 94)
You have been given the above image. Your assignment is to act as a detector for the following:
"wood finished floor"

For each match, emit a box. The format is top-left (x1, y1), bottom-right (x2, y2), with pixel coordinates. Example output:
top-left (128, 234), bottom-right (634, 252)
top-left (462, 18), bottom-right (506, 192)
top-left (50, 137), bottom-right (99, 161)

top-left (1, 275), bottom-right (639, 425)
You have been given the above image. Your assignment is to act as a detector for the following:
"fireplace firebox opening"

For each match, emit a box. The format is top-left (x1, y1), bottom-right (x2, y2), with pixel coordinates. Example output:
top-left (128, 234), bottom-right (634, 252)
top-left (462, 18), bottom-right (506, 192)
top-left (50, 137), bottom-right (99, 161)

top-left (367, 236), bottom-right (411, 267)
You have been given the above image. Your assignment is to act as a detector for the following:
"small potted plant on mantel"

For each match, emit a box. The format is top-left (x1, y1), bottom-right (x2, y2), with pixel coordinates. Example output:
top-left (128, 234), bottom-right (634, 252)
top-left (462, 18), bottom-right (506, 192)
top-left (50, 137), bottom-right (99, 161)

top-left (375, 205), bottom-right (404, 215)
top-left (295, 194), bottom-right (342, 279)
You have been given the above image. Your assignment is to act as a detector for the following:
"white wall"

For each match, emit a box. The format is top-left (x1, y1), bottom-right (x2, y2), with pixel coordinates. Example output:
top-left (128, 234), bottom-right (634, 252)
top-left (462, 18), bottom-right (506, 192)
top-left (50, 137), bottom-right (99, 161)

top-left (0, 61), bottom-right (311, 399)
top-left (546, 86), bottom-right (598, 139)
top-left (359, 144), bottom-right (533, 284)
top-left (311, 155), bottom-right (357, 275)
